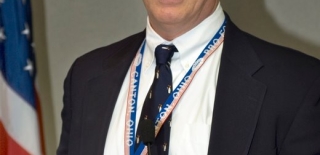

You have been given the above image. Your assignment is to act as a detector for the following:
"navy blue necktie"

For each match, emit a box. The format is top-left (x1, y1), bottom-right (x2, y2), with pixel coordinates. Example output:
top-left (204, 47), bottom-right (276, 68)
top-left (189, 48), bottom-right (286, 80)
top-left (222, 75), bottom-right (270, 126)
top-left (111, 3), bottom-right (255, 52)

top-left (136, 45), bottom-right (177, 155)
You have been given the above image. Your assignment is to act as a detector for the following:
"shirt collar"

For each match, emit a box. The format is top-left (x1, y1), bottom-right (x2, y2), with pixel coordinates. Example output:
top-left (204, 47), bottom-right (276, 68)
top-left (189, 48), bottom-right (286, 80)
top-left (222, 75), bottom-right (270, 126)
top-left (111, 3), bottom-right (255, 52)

top-left (144, 3), bottom-right (225, 72)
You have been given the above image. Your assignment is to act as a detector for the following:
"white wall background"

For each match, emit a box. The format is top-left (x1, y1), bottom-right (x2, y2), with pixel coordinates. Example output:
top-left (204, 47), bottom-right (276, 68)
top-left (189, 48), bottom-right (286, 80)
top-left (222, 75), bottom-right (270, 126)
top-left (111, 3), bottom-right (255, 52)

top-left (221, 0), bottom-right (320, 57)
top-left (31, 0), bottom-right (320, 154)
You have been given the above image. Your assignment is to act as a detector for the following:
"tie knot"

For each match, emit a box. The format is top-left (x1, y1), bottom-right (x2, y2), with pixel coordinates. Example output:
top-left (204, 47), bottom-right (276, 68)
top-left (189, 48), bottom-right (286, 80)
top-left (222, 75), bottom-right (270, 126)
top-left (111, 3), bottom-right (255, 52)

top-left (155, 45), bottom-right (177, 65)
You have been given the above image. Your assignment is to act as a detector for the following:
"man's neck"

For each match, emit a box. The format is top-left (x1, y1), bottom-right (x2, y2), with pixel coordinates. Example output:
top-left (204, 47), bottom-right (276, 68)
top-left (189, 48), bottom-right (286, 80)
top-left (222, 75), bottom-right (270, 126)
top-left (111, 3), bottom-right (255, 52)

top-left (149, 1), bottom-right (219, 41)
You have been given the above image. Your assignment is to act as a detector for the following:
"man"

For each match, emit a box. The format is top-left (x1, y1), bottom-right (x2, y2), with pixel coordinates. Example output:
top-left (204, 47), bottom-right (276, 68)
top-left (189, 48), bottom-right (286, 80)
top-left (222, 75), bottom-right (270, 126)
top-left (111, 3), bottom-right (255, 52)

top-left (57, 0), bottom-right (320, 154)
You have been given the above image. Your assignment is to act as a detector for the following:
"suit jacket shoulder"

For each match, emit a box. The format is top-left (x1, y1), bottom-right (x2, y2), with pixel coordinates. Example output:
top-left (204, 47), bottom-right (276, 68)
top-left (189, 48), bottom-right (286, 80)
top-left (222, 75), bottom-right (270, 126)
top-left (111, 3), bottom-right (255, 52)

top-left (73, 31), bottom-right (146, 79)
top-left (208, 18), bottom-right (320, 155)
top-left (57, 31), bottom-right (145, 155)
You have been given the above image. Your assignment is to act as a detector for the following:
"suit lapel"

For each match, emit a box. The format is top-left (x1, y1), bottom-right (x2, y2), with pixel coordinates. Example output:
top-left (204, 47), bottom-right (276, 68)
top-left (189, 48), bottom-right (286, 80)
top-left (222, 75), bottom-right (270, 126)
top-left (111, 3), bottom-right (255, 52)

top-left (207, 19), bottom-right (267, 155)
top-left (79, 32), bottom-right (146, 155)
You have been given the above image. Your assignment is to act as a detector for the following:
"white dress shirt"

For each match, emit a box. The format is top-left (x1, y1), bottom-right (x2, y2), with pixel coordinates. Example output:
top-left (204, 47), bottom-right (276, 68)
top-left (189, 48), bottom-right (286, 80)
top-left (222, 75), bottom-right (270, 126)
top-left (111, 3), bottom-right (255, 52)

top-left (104, 3), bottom-right (225, 155)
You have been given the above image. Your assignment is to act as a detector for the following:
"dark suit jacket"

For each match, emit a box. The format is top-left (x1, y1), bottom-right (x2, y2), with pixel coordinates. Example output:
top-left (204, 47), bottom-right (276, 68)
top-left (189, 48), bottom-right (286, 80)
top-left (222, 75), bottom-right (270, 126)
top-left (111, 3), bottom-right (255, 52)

top-left (57, 18), bottom-right (320, 155)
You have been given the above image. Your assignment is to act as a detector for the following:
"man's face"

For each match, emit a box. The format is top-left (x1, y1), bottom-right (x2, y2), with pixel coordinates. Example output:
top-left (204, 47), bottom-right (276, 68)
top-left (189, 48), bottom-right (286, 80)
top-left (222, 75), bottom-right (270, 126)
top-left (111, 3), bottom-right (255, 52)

top-left (143, 0), bottom-right (218, 31)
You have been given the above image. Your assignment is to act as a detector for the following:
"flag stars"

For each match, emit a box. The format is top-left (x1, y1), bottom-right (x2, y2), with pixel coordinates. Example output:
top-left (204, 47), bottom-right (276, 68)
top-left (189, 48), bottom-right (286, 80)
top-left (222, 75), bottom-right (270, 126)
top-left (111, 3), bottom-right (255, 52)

top-left (22, 23), bottom-right (30, 39)
top-left (24, 59), bottom-right (33, 76)
top-left (0, 28), bottom-right (6, 41)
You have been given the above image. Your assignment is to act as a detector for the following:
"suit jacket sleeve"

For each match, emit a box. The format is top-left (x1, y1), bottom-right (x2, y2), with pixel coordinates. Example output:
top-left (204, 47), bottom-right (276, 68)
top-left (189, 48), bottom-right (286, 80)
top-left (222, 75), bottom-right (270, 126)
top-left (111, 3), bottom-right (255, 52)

top-left (56, 61), bottom-right (75, 155)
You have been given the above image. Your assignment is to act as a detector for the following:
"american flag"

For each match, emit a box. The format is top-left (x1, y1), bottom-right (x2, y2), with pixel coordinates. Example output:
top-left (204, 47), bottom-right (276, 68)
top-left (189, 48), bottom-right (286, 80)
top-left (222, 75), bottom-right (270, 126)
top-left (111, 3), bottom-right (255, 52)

top-left (0, 0), bottom-right (43, 154)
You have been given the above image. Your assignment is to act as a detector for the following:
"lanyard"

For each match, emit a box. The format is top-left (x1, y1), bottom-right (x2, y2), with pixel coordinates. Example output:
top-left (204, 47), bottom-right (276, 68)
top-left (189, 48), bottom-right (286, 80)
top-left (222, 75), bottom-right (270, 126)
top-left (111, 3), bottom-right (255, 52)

top-left (124, 19), bottom-right (227, 155)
